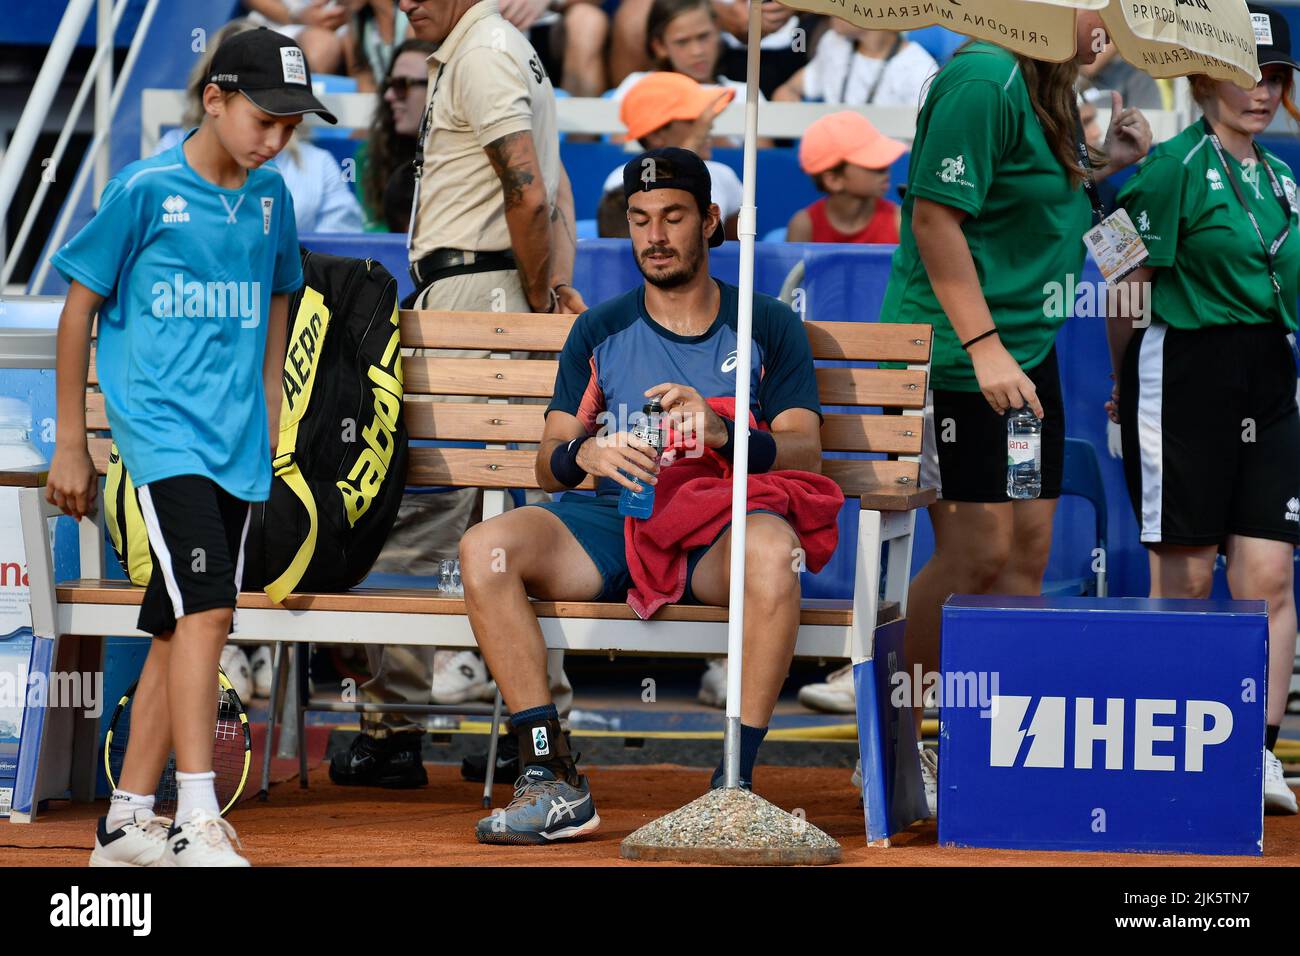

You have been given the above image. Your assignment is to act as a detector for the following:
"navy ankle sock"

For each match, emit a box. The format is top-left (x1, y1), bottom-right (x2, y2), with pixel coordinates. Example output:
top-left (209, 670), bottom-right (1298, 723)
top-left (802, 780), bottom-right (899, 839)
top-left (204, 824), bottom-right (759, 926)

top-left (510, 704), bottom-right (558, 727)
top-left (712, 723), bottom-right (768, 785)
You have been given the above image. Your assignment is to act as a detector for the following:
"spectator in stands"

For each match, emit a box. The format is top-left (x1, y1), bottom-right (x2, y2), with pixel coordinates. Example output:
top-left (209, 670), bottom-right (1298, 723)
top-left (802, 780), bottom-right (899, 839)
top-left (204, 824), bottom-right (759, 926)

top-left (786, 111), bottom-right (904, 243)
top-left (608, 0), bottom-right (748, 102)
top-left (243, 0), bottom-right (351, 74)
top-left (597, 72), bottom-right (742, 239)
top-left (1077, 40), bottom-right (1163, 111)
top-left (611, 0), bottom-right (810, 96)
top-left (460, 146), bottom-right (826, 843)
top-left (345, 0), bottom-right (412, 91)
top-left (877, 24), bottom-right (1150, 810)
top-left (354, 38), bottom-right (438, 231)
top-left (1105, 5), bottom-right (1300, 815)
top-left (773, 22), bottom-right (937, 107)
top-left (157, 19), bottom-right (363, 234)
top-left (326, 0), bottom-right (585, 789)
top-left (496, 0), bottom-right (612, 97)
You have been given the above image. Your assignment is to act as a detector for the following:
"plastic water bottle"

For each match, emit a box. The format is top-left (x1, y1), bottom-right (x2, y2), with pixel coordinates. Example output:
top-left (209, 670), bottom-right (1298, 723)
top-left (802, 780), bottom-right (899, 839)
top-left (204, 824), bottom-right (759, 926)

top-left (1006, 407), bottom-right (1042, 500)
top-left (618, 398), bottom-right (665, 519)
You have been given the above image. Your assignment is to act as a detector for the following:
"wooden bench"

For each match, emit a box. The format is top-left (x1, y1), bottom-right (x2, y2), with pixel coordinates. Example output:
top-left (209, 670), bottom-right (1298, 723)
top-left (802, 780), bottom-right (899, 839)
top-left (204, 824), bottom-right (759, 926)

top-left (3, 308), bottom-right (934, 830)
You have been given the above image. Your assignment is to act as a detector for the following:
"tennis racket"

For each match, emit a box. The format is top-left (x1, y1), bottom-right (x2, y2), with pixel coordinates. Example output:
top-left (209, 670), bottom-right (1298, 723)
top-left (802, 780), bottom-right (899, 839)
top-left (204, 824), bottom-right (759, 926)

top-left (104, 669), bottom-right (252, 817)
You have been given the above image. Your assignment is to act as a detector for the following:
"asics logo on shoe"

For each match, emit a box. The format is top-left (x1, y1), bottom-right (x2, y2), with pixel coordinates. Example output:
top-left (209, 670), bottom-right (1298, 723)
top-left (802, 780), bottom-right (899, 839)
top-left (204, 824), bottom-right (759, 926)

top-left (161, 194), bottom-right (190, 223)
top-left (545, 792), bottom-right (591, 827)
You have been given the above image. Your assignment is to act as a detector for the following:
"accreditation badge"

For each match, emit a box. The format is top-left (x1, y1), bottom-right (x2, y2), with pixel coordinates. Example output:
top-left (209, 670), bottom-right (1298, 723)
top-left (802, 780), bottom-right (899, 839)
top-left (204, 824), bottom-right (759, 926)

top-left (1082, 207), bottom-right (1150, 284)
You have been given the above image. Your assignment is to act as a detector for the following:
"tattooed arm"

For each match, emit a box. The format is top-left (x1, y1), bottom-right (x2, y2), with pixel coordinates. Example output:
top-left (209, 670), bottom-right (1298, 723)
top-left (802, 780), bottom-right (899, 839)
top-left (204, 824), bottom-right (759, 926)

top-left (484, 129), bottom-right (554, 311)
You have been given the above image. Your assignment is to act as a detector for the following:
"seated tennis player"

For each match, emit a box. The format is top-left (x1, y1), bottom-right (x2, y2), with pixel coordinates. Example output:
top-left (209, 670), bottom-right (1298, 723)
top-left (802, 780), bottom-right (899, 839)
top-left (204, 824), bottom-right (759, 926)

top-left (459, 147), bottom-right (827, 845)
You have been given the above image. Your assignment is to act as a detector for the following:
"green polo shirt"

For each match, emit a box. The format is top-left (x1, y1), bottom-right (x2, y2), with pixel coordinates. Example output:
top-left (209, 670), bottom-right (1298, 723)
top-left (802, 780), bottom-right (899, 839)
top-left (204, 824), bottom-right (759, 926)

top-left (880, 42), bottom-right (1092, 392)
top-left (1117, 117), bottom-right (1300, 332)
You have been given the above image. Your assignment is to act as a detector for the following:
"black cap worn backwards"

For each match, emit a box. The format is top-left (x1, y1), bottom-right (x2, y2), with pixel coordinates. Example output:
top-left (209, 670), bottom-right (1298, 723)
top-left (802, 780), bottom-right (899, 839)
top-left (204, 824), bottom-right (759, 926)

top-left (208, 27), bottom-right (338, 124)
top-left (623, 146), bottom-right (724, 248)
top-left (1249, 4), bottom-right (1300, 70)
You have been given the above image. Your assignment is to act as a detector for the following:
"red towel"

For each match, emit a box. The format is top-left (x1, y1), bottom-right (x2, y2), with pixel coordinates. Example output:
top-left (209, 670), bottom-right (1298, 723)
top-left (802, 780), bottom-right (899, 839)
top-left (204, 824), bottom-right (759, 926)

top-left (623, 397), bottom-right (845, 619)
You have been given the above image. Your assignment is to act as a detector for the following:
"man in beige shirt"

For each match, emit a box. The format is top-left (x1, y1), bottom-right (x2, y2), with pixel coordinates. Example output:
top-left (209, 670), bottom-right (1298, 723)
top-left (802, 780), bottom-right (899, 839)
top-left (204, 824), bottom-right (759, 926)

top-left (330, 0), bottom-right (583, 789)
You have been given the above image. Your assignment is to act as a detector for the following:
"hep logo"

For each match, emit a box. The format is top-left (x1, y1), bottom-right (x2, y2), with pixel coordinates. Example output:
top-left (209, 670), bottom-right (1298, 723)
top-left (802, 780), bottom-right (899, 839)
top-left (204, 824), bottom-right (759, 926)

top-left (987, 695), bottom-right (1234, 771)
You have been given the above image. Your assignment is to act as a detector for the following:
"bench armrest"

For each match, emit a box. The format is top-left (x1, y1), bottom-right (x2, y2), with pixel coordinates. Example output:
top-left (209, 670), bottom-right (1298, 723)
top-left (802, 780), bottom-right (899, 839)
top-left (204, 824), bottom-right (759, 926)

top-left (859, 487), bottom-right (937, 512)
top-left (0, 466), bottom-right (49, 488)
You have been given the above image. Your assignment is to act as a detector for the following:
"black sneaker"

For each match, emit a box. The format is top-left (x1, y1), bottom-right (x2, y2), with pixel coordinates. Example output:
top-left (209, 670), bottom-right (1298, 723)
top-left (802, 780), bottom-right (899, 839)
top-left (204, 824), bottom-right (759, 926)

top-left (329, 732), bottom-right (428, 788)
top-left (461, 732), bottom-right (520, 783)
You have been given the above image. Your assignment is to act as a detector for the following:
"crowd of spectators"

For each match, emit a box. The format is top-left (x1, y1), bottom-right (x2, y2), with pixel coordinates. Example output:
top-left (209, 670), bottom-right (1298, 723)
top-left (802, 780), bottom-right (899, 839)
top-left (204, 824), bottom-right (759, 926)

top-left (225, 0), bottom-right (1167, 245)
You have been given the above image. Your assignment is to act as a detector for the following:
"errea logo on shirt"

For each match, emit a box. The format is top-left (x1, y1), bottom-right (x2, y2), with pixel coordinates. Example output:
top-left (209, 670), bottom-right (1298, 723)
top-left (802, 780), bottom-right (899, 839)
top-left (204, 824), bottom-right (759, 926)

top-left (1286, 497), bottom-right (1298, 523)
top-left (1206, 168), bottom-right (1224, 191)
top-left (161, 194), bottom-right (190, 223)
top-left (939, 155), bottom-right (974, 189)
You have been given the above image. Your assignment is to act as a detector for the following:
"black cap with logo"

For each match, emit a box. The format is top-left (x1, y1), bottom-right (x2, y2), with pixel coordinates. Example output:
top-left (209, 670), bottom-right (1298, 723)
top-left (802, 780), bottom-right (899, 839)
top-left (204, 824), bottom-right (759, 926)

top-left (1249, 4), bottom-right (1300, 70)
top-left (623, 146), bottom-right (725, 247)
top-left (208, 27), bottom-right (338, 124)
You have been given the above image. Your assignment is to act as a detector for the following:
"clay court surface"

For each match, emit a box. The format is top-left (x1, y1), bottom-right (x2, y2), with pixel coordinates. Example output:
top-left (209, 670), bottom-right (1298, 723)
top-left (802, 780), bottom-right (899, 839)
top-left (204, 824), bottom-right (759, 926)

top-left (3, 761), bottom-right (1297, 867)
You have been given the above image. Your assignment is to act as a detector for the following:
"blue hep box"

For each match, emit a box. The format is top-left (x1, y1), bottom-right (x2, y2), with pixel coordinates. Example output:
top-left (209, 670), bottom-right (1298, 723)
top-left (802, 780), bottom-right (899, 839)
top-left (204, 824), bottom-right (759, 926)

top-left (938, 596), bottom-right (1267, 856)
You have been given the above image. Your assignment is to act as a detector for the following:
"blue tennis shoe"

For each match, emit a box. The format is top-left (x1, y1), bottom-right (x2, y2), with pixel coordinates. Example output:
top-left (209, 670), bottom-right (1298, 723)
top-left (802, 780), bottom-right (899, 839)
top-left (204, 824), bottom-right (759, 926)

top-left (476, 765), bottom-right (600, 845)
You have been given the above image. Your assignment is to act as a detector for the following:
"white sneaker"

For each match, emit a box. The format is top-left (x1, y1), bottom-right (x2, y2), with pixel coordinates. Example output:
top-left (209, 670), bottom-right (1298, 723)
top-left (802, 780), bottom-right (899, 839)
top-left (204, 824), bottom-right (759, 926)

top-left (1264, 748), bottom-right (1298, 815)
top-left (219, 645), bottom-right (252, 702)
top-left (159, 809), bottom-right (251, 867)
top-left (250, 645), bottom-right (273, 699)
top-left (431, 650), bottom-right (492, 704)
top-left (698, 658), bottom-right (727, 708)
top-left (918, 743), bottom-right (938, 819)
top-left (89, 809), bottom-right (172, 867)
top-left (797, 664), bottom-right (856, 714)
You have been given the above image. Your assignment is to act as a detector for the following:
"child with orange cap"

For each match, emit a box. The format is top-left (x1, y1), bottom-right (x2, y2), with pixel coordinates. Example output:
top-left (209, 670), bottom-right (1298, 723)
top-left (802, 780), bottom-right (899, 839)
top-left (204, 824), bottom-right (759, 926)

top-left (598, 71), bottom-right (744, 239)
top-left (786, 110), bottom-right (907, 244)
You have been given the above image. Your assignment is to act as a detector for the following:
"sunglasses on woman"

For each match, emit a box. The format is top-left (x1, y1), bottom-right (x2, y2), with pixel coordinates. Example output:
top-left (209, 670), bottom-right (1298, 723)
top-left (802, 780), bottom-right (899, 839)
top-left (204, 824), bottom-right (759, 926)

top-left (386, 76), bottom-right (429, 97)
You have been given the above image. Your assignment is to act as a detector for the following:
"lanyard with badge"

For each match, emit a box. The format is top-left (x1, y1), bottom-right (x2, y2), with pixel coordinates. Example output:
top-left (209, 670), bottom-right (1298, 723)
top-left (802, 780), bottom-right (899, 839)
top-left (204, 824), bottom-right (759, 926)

top-left (1205, 119), bottom-right (1292, 296)
top-left (1074, 105), bottom-right (1150, 284)
top-left (406, 63), bottom-right (447, 250)
top-left (841, 34), bottom-right (902, 105)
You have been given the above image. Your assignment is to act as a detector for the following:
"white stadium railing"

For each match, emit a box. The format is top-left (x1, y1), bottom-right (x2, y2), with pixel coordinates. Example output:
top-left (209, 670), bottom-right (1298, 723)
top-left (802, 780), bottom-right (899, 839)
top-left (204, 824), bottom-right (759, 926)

top-left (141, 88), bottom-right (1188, 158)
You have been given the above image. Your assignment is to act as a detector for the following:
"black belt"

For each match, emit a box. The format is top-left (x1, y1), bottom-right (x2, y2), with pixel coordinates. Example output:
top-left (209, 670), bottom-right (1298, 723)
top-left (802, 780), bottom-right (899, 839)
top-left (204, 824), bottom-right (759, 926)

top-left (409, 248), bottom-right (516, 289)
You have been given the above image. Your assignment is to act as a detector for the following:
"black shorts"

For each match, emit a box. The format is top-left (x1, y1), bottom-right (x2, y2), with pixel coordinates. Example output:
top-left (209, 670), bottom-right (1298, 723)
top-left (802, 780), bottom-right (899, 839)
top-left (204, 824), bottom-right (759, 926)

top-left (136, 475), bottom-right (252, 636)
top-left (1120, 322), bottom-right (1300, 547)
top-left (920, 347), bottom-right (1065, 502)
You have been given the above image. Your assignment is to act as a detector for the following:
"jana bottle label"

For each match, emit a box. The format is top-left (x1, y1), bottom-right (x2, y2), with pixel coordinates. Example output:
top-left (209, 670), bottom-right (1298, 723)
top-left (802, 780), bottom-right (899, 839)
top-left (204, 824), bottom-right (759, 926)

top-left (1007, 435), bottom-right (1040, 466)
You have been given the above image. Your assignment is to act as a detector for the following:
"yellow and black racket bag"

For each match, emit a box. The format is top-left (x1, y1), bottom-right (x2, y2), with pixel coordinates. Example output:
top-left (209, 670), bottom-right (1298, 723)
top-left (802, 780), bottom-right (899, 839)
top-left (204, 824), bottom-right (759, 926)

top-left (106, 249), bottom-right (409, 603)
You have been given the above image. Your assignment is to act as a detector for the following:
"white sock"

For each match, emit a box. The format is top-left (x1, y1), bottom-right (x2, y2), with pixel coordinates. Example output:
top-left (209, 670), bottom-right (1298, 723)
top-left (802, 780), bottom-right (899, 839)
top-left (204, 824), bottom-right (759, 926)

top-left (175, 770), bottom-right (220, 823)
top-left (107, 789), bottom-right (155, 831)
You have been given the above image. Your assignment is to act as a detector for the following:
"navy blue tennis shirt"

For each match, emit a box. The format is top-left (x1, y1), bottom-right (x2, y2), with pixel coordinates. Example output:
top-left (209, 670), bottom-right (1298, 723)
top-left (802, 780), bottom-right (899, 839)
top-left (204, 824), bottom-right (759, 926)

top-left (546, 278), bottom-right (823, 496)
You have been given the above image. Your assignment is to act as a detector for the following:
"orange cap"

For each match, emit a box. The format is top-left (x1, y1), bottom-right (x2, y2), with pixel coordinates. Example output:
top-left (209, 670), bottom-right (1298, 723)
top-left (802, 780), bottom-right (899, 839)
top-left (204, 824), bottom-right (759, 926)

top-left (799, 111), bottom-right (907, 175)
top-left (620, 72), bottom-right (736, 142)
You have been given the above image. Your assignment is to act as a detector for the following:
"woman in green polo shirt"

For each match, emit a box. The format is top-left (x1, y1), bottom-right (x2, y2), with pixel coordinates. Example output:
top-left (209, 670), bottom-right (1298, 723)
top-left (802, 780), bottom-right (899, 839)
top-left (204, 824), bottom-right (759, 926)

top-left (1106, 5), bottom-right (1300, 815)
top-left (878, 13), bottom-right (1150, 772)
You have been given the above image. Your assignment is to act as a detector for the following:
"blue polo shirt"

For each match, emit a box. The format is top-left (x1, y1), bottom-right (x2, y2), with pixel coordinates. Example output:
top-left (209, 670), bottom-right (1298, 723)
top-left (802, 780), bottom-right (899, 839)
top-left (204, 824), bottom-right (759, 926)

top-left (548, 278), bottom-right (822, 495)
top-left (52, 129), bottom-right (302, 501)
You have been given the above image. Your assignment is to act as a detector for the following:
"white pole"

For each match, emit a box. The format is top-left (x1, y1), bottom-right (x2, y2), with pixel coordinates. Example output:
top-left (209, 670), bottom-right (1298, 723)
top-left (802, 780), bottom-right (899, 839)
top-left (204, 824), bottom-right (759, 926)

top-left (95, 0), bottom-right (113, 202)
top-left (2, 0), bottom-right (128, 288)
top-left (0, 0), bottom-right (96, 224)
top-left (722, 0), bottom-right (764, 790)
top-left (31, 0), bottom-right (161, 295)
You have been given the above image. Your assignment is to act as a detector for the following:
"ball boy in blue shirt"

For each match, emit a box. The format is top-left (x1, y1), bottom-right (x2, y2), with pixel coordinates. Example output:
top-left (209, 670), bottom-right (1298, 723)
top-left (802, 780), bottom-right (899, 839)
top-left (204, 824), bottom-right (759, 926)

top-left (46, 28), bottom-right (336, 867)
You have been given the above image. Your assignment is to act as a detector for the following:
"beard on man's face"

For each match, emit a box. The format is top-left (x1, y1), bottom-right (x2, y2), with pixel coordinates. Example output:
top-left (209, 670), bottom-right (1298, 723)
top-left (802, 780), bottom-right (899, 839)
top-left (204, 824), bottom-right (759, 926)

top-left (635, 228), bottom-right (706, 289)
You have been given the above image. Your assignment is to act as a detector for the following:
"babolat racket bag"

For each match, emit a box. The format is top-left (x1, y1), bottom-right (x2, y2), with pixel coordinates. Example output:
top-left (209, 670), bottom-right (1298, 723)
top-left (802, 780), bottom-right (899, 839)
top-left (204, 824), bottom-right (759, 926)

top-left (106, 249), bottom-right (408, 603)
